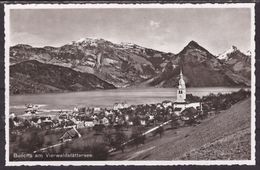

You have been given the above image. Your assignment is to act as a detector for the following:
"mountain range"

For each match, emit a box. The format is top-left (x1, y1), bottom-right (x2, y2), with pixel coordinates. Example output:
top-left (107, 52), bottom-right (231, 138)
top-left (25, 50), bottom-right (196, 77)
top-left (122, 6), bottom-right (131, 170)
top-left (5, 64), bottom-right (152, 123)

top-left (10, 60), bottom-right (116, 94)
top-left (9, 38), bottom-right (251, 94)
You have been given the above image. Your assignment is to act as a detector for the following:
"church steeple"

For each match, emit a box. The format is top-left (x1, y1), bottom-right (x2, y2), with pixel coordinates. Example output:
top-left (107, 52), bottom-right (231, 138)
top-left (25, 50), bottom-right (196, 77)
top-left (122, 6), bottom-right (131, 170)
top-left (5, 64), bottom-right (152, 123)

top-left (178, 68), bottom-right (186, 88)
top-left (176, 68), bottom-right (186, 102)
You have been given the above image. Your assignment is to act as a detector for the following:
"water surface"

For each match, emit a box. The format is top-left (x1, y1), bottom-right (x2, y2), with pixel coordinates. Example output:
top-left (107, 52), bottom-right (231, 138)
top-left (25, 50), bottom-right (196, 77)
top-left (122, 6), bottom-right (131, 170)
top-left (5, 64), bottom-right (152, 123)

top-left (10, 87), bottom-right (243, 114)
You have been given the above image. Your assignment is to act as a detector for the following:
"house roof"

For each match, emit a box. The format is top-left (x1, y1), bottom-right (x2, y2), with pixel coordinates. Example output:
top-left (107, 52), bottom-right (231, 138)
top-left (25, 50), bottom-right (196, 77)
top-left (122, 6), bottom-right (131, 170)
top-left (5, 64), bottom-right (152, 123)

top-left (60, 128), bottom-right (78, 140)
top-left (181, 107), bottom-right (198, 117)
top-left (173, 101), bottom-right (189, 104)
top-left (174, 107), bottom-right (182, 111)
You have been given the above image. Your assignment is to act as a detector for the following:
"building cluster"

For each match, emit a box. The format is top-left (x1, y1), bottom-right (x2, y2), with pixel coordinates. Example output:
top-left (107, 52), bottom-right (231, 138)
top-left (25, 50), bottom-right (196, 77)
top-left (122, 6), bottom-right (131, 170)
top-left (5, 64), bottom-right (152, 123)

top-left (10, 69), bottom-right (203, 141)
top-left (10, 100), bottom-right (178, 131)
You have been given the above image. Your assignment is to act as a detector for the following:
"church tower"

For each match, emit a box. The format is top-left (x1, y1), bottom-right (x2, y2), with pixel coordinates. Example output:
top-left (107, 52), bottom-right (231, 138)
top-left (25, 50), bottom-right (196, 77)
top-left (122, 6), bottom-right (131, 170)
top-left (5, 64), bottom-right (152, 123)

top-left (176, 69), bottom-right (186, 102)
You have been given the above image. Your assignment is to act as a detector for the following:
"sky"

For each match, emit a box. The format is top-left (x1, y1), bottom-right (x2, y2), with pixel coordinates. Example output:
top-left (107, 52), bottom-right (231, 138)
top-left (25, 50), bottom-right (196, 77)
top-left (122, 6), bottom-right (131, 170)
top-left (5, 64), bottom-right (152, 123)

top-left (9, 7), bottom-right (252, 55)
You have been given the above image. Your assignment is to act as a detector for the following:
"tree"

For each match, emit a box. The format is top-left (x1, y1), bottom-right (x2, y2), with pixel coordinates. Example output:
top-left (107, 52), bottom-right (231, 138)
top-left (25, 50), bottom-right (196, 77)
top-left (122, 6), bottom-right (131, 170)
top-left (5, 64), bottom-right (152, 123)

top-left (9, 118), bottom-right (15, 129)
top-left (181, 107), bottom-right (199, 126)
top-left (132, 116), bottom-right (140, 126)
top-left (170, 115), bottom-right (179, 129)
top-left (186, 94), bottom-right (201, 102)
top-left (112, 131), bottom-right (128, 153)
top-left (130, 127), bottom-right (145, 148)
top-left (153, 126), bottom-right (164, 138)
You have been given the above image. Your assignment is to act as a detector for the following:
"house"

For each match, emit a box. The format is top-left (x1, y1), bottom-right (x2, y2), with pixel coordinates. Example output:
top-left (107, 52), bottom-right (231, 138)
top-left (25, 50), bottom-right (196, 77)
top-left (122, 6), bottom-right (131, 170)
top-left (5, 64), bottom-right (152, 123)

top-left (25, 104), bottom-right (39, 114)
top-left (174, 102), bottom-right (201, 116)
top-left (40, 120), bottom-right (53, 129)
top-left (37, 118), bottom-right (42, 124)
top-left (162, 101), bottom-right (173, 108)
top-left (71, 117), bottom-right (78, 124)
top-left (76, 121), bottom-right (85, 129)
top-left (93, 119), bottom-right (99, 125)
top-left (92, 114), bottom-right (98, 120)
top-left (180, 107), bottom-right (199, 120)
top-left (125, 114), bottom-right (130, 121)
top-left (78, 107), bottom-right (86, 114)
top-left (93, 107), bottom-right (101, 113)
top-left (140, 119), bottom-right (146, 126)
top-left (105, 110), bottom-right (113, 116)
top-left (148, 115), bottom-right (154, 121)
top-left (64, 119), bottom-right (76, 128)
top-left (113, 102), bottom-right (128, 110)
top-left (101, 117), bottom-right (110, 126)
top-left (59, 126), bottom-right (81, 142)
top-left (115, 116), bottom-right (119, 123)
top-left (58, 112), bottom-right (69, 120)
top-left (84, 121), bottom-right (95, 127)
top-left (173, 69), bottom-right (202, 116)
top-left (73, 107), bottom-right (79, 112)
top-left (156, 103), bottom-right (163, 109)
top-left (10, 113), bottom-right (16, 119)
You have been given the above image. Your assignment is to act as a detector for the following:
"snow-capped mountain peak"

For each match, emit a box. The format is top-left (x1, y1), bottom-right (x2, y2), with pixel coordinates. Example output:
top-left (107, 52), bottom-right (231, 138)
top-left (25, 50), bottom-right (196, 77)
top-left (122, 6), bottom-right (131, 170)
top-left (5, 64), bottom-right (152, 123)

top-left (217, 45), bottom-right (238, 61)
top-left (67, 37), bottom-right (102, 47)
top-left (245, 50), bottom-right (252, 56)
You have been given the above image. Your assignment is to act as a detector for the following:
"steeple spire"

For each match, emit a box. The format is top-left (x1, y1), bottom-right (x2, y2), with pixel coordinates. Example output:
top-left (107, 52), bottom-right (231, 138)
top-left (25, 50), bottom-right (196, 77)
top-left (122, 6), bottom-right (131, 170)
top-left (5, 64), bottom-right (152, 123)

top-left (179, 68), bottom-right (185, 87)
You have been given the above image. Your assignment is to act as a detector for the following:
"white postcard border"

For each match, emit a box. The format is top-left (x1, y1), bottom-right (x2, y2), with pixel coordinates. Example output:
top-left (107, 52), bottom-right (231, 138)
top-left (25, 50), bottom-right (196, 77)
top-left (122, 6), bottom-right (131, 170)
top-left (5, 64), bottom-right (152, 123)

top-left (4, 3), bottom-right (256, 166)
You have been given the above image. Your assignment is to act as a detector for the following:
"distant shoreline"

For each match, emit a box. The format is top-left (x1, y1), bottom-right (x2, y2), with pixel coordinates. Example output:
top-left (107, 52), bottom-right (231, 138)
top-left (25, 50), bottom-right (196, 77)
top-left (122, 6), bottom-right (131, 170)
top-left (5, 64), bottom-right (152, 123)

top-left (9, 86), bottom-right (250, 97)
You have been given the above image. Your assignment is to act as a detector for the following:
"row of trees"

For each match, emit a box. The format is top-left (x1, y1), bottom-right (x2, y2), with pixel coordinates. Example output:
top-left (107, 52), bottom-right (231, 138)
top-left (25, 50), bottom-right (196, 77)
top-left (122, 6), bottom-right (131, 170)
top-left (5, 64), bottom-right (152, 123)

top-left (186, 88), bottom-right (251, 113)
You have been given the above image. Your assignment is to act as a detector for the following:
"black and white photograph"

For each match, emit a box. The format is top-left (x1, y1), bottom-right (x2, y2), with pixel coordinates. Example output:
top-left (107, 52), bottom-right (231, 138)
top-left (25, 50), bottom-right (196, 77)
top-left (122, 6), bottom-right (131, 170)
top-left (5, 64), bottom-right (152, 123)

top-left (4, 3), bottom-right (256, 166)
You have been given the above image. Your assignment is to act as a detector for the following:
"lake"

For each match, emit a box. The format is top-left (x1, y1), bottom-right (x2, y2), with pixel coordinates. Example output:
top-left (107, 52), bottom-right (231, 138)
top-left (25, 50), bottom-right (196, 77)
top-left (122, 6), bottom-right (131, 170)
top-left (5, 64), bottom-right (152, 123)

top-left (10, 87), bottom-right (244, 114)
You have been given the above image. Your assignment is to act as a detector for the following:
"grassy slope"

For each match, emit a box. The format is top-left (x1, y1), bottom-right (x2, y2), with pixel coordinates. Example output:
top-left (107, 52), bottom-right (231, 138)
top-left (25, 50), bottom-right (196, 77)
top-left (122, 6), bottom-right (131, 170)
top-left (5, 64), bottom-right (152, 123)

top-left (110, 98), bottom-right (251, 160)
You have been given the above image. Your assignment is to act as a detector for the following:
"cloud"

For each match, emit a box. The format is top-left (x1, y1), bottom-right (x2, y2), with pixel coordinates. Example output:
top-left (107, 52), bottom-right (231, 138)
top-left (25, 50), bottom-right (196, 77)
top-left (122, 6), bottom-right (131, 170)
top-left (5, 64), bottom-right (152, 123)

top-left (149, 20), bottom-right (160, 29)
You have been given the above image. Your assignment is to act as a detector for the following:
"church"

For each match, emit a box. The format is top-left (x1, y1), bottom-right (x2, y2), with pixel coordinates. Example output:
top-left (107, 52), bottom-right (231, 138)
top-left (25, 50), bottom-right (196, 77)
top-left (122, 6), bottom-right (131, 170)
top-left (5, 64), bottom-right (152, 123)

top-left (173, 69), bottom-right (202, 116)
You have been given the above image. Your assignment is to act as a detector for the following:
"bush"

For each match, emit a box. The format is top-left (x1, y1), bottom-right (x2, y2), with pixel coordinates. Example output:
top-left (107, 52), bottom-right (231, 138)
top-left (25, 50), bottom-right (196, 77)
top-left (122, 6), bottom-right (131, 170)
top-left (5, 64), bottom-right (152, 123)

top-left (91, 143), bottom-right (109, 160)
top-left (130, 127), bottom-right (146, 148)
top-left (104, 130), bottom-right (128, 152)
top-left (201, 89), bottom-right (250, 113)
top-left (18, 131), bottom-right (44, 152)
top-left (93, 124), bottom-right (105, 134)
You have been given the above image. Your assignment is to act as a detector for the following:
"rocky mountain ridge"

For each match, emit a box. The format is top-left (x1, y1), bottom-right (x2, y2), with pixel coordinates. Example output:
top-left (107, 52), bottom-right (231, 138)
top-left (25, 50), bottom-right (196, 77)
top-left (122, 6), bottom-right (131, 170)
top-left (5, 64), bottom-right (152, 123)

top-left (145, 41), bottom-right (251, 87)
top-left (10, 38), bottom-right (251, 94)
top-left (10, 60), bottom-right (116, 95)
top-left (10, 38), bottom-right (173, 87)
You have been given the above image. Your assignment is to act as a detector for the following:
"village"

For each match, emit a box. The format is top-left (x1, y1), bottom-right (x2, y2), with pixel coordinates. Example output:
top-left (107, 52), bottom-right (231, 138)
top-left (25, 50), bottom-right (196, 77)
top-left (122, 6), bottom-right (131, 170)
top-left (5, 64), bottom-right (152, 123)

top-left (9, 70), bottom-right (251, 160)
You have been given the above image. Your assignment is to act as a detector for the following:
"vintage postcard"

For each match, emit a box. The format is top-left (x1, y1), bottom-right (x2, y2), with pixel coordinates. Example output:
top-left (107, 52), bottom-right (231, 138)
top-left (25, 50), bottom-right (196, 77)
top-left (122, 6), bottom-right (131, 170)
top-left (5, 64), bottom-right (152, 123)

top-left (4, 3), bottom-right (256, 166)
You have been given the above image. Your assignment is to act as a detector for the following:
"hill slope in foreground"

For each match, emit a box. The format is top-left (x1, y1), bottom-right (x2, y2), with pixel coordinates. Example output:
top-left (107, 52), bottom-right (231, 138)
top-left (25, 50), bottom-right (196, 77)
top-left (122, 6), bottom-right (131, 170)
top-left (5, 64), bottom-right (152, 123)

top-left (110, 98), bottom-right (251, 160)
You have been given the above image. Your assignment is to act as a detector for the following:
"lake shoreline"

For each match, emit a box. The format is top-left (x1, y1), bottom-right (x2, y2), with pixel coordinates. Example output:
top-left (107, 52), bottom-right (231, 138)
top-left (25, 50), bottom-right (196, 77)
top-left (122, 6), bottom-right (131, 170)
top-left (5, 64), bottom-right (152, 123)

top-left (9, 86), bottom-right (250, 97)
top-left (10, 87), bottom-right (247, 114)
